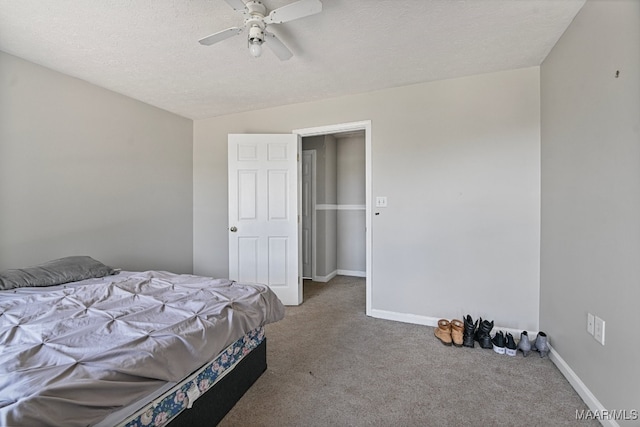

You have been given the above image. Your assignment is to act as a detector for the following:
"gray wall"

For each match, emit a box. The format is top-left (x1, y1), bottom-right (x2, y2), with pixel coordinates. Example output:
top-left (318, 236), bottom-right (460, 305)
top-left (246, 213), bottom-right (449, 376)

top-left (336, 134), bottom-right (366, 274)
top-left (303, 133), bottom-right (366, 279)
top-left (322, 135), bottom-right (338, 277)
top-left (0, 51), bottom-right (194, 273)
top-left (302, 134), bottom-right (338, 278)
top-left (540, 0), bottom-right (640, 418)
top-left (193, 66), bottom-right (540, 330)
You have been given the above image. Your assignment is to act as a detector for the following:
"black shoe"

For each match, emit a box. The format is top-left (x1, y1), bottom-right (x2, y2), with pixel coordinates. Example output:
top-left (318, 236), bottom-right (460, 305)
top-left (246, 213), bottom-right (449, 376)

top-left (474, 318), bottom-right (494, 349)
top-left (492, 331), bottom-right (505, 354)
top-left (491, 331), bottom-right (505, 354)
top-left (505, 332), bottom-right (517, 356)
top-left (463, 314), bottom-right (477, 348)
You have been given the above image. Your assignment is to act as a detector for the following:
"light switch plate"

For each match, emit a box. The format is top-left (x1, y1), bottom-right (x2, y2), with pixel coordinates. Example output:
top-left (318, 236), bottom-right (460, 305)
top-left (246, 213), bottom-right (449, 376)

top-left (587, 313), bottom-right (594, 335)
top-left (376, 196), bottom-right (387, 207)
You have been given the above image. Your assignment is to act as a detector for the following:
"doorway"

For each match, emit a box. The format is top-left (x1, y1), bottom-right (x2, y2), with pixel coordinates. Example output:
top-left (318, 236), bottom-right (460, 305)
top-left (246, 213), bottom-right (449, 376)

top-left (294, 121), bottom-right (372, 316)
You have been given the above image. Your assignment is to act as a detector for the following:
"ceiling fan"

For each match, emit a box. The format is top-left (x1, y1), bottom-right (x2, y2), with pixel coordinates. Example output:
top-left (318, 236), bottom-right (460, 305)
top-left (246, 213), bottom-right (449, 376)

top-left (199, 0), bottom-right (322, 60)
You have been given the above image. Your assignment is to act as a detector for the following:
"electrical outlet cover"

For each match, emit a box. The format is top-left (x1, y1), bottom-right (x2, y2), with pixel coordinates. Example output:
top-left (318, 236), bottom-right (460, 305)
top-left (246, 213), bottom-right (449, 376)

top-left (594, 316), bottom-right (605, 345)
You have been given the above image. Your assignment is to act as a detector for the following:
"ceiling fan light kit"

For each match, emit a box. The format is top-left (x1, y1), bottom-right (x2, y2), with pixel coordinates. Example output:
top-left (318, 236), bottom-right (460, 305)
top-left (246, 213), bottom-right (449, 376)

top-left (248, 38), bottom-right (263, 57)
top-left (199, 0), bottom-right (322, 60)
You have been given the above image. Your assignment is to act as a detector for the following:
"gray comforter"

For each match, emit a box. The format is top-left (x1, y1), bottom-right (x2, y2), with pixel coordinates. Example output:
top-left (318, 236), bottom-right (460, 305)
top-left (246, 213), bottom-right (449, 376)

top-left (0, 271), bottom-right (285, 427)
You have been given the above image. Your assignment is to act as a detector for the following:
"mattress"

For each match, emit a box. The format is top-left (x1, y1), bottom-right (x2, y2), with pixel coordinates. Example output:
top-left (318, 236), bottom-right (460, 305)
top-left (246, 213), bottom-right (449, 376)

top-left (0, 270), bottom-right (284, 427)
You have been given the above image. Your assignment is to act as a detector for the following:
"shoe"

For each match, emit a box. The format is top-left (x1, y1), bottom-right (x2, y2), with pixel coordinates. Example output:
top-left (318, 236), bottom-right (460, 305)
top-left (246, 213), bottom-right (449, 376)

top-left (517, 331), bottom-right (532, 357)
top-left (492, 331), bottom-right (506, 354)
top-left (463, 315), bottom-right (477, 348)
top-left (505, 332), bottom-right (517, 356)
top-left (474, 318), bottom-right (494, 349)
top-left (434, 319), bottom-right (452, 346)
top-left (531, 331), bottom-right (549, 358)
top-left (450, 319), bottom-right (464, 347)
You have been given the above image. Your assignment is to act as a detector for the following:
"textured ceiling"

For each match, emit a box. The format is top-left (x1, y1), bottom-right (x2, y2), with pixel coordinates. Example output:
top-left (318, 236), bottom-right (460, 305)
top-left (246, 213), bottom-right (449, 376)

top-left (0, 0), bottom-right (585, 119)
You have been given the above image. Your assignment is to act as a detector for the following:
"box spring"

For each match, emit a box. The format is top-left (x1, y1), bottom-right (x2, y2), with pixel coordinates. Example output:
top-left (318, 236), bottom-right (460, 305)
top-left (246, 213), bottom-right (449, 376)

top-left (112, 327), bottom-right (266, 427)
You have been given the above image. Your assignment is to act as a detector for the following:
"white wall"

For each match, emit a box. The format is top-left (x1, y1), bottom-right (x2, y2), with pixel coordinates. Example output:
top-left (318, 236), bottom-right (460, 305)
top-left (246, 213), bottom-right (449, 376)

top-left (193, 67), bottom-right (540, 330)
top-left (0, 51), bottom-right (194, 273)
top-left (540, 0), bottom-right (640, 419)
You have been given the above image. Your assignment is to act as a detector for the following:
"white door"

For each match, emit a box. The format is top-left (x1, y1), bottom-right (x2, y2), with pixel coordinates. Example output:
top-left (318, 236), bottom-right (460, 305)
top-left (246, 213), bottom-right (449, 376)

top-left (228, 134), bottom-right (302, 305)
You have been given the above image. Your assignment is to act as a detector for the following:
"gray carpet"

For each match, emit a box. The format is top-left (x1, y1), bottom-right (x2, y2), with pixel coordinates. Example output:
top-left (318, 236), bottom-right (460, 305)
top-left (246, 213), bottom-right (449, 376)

top-left (219, 276), bottom-right (597, 426)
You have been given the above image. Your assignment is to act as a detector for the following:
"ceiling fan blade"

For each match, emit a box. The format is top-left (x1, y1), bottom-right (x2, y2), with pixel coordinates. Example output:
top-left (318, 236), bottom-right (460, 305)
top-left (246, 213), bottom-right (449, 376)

top-left (264, 31), bottom-right (293, 61)
top-left (224, 0), bottom-right (247, 13)
top-left (198, 27), bottom-right (243, 46)
top-left (264, 0), bottom-right (322, 24)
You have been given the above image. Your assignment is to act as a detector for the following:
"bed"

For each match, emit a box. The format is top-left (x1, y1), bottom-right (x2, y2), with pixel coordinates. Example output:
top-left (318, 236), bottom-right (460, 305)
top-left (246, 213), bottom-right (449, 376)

top-left (0, 256), bottom-right (285, 427)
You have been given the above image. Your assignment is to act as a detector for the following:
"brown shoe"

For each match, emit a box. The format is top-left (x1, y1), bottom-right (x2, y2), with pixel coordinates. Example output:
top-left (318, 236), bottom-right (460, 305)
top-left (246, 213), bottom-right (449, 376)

top-left (434, 319), bottom-right (452, 346)
top-left (450, 319), bottom-right (464, 347)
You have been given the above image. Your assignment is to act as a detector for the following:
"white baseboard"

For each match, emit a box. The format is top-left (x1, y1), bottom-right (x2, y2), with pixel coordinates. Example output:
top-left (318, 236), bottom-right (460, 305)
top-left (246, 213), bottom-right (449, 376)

top-left (312, 270), bottom-right (366, 282)
top-left (369, 309), bottom-right (441, 327)
top-left (337, 269), bottom-right (366, 277)
top-left (312, 271), bottom-right (337, 283)
top-left (548, 345), bottom-right (619, 427)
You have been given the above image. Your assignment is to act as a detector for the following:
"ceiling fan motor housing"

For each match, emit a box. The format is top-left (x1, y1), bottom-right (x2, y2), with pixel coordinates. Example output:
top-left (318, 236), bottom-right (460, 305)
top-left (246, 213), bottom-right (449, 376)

top-left (245, 1), bottom-right (266, 15)
top-left (245, 1), bottom-right (267, 24)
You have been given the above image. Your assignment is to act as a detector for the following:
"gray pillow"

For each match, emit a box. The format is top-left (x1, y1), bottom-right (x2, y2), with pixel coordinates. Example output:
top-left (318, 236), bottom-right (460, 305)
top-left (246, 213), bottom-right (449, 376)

top-left (0, 256), bottom-right (117, 290)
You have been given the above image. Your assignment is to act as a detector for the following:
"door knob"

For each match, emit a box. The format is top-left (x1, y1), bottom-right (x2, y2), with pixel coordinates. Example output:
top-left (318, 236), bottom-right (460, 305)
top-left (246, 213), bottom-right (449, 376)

top-left (230, 226), bottom-right (238, 232)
